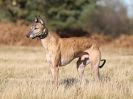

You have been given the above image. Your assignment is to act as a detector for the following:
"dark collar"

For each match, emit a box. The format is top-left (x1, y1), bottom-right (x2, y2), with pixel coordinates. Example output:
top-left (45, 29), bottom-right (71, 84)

top-left (38, 30), bottom-right (48, 39)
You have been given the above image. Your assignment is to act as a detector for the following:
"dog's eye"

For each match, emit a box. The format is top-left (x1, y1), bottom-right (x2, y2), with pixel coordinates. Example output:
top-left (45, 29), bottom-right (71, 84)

top-left (35, 28), bottom-right (38, 29)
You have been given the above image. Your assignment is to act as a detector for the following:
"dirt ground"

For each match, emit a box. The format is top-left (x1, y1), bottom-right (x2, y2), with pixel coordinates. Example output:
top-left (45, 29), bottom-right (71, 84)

top-left (0, 22), bottom-right (133, 47)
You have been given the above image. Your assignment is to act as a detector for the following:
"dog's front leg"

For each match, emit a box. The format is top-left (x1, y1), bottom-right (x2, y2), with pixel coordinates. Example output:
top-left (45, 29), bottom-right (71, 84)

top-left (50, 50), bottom-right (61, 88)
top-left (50, 66), bottom-right (59, 88)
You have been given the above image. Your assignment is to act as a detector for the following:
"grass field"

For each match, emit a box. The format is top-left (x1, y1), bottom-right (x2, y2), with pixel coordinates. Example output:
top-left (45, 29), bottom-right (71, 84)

top-left (0, 46), bottom-right (133, 99)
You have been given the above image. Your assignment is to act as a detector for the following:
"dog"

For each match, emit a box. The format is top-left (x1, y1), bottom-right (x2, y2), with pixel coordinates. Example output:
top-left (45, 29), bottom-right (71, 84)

top-left (26, 16), bottom-right (106, 87)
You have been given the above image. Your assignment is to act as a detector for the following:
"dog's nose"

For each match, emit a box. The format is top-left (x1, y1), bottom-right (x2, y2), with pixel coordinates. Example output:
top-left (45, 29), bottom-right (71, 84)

top-left (26, 33), bottom-right (30, 38)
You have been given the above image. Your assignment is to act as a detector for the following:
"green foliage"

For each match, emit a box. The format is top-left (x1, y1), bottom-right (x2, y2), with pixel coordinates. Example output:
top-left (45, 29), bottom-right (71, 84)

top-left (43, 0), bottom-right (96, 31)
top-left (0, 0), bottom-right (132, 36)
top-left (0, 0), bottom-right (46, 21)
top-left (0, 0), bottom-right (96, 31)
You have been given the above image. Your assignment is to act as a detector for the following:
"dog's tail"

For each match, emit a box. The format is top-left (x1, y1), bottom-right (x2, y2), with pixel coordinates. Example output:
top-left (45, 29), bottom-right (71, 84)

top-left (99, 59), bottom-right (106, 68)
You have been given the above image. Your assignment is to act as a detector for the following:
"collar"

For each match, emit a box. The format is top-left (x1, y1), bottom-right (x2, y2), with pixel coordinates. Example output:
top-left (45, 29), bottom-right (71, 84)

top-left (38, 28), bottom-right (48, 39)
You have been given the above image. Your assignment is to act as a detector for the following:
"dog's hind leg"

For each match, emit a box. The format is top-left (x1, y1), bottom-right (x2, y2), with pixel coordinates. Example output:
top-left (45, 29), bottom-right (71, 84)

top-left (91, 62), bottom-right (100, 81)
top-left (89, 50), bottom-right (101, 81)
top-left (77, 60), bottom-right (85, 83)
top-left (76, 54), bottom-right (90, 83)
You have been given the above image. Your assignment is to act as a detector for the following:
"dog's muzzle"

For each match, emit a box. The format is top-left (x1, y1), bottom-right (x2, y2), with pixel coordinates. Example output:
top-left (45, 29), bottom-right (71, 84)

top-left (26, 32), bottom-right (37, 39)
top-left (26, 32), bottom-right (31, 38)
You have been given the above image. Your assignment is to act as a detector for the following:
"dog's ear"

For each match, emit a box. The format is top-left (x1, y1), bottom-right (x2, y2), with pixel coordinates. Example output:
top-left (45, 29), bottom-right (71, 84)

top-left (38, 16), bottom-right (44, 25)
top-left (34, 16), bottom-right (39, 23)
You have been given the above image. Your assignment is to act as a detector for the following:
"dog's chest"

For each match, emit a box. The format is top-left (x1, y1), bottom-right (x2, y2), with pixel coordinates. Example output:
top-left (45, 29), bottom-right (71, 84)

top-left (45, 50), bottom-right (53, 63)
top-left (46, 52), bottom-right (51, 62)
top-left (42, 46), bottom-right (52, 63)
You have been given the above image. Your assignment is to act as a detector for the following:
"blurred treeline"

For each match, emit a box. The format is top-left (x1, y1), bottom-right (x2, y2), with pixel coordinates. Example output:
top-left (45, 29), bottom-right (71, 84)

top-left (0, 0), bottom-right (133, 37)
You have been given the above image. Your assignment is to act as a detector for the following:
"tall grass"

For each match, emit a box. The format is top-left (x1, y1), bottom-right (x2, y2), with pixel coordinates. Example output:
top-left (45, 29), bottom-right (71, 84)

top-left (0, 46), bottom-right (133, 99)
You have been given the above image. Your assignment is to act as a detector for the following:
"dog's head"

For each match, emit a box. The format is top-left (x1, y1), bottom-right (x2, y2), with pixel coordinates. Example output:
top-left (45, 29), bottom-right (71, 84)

top-left (26, 16), bottom-right (48, 39)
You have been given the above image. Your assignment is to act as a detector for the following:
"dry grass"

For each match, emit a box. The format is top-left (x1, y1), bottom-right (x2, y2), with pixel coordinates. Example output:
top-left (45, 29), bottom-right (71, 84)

top-left (0, 46), bottom-right (133, 99)
top-left (0, 22), bottom-right (133, 47)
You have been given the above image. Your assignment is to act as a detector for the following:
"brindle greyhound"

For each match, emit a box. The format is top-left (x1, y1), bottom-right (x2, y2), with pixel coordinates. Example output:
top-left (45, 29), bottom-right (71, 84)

top-left (26, 16), bottom-right (106, 87)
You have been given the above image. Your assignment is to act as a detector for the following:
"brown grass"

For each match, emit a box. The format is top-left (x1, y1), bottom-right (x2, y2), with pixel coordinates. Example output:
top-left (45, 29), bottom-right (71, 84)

top-left (0, 22), bottom-right (133, 47)
top-left (0, 46), bottom-right (133, 99)
top-left (0, 21), bottom-right (40, 46)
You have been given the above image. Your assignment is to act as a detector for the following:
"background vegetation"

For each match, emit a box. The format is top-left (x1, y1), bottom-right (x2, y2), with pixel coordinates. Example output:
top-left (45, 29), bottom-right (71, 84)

top-left (0, 0), bottom-right (132, 37)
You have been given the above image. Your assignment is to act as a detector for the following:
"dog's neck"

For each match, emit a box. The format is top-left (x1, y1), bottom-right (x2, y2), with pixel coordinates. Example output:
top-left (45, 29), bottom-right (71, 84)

top-left (39, 28), bottom-right (48, 39)
top-left (40, 32), bottom-right (59, 50)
